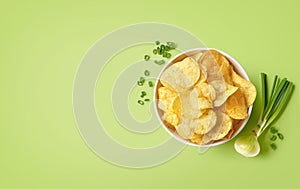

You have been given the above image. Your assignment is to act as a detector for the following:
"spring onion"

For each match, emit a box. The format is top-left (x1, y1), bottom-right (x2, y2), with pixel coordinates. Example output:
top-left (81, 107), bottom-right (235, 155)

top-left (138, 100), bottom-right (144, 105)
top-left (144, 55), bottom-right (150, 61)
top-left (144, 70), bottom-right (150, 76)
top-left (234, 73), bottom-right (294, 157)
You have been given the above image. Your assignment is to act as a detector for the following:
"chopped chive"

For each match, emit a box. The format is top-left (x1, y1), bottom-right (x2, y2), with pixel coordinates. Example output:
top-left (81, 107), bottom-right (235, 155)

top-left (160, 44), bottom-right (165, 50)
top-left (277, 133), bottom-right (284, 140)
top-left (270, 143), bottom-right (277, 150)
top-left (154, 59), bottom-right (165, 65)
top-left (270, 127), bottom-right (278, 134)
top-left (270, 135), bottom-right (277, 141)
top-left (144, 55), bottom-right (150, 61)
top-left (138, 100), bottom-right (144, 105)
top-left (165, 46), bottom-right (170, 51)
top-left (144, 99), bottom-right (150, 102)
top-left (141, 91), bottom-right (146, 95)
top-left (139, 77), bottom-right (145, 83)
top-left (163, 52), bottom-right (168, 57)
top-left (153, 49), bottom-right (157, 55)
top-left (155, 40), bottom-right (160, 45)
top-left (148, 81), bottom-right (153, 87)
top-left (167, 41), bottom-right (177, 49)
top-left (166, 52), bottom-right (171, 58)
top-left (144, 70), bottom-right (150, 76)
top-left (157, 47), bottom-right (163, 55)
top-left (137, 81), bottom-right (143, 86)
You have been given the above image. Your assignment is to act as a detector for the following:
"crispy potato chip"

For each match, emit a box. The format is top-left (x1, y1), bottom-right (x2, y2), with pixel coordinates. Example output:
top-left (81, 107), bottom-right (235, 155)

top-left (194, 110), bottom-right (217, 135)
top-left (160, 57), bottom-right (200, 92)
top-left (213, 113), bottom-right (233, 140)
top-left (194, 81), bottom-right (215, 101)
top-left (199, 50), bottom-right (233, 83)
top-left (163, 111), bottom-right (180, 127)
top-left (232, 70), bottom-right (257, 107)
top-left (190, 133), bottom-right (203, 144)
top-left (157, 87), bottom-right (178, 111)
top-left (210, 80), bottom-right (238, 107)
top-left (180, 89), bottom-right (202, 119)
top-left (175, 118), bottom-right (194, 139)
top-left (225, 89), bottom-right (248, 119)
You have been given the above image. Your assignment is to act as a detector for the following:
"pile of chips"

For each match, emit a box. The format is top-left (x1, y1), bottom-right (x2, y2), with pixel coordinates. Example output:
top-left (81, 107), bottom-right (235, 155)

top-left (156, 50), bottom-right (256, 145)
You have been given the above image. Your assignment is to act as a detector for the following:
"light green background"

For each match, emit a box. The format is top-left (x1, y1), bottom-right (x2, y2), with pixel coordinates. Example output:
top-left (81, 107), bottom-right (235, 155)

top-left (1, 0), bottom-right (299, 188)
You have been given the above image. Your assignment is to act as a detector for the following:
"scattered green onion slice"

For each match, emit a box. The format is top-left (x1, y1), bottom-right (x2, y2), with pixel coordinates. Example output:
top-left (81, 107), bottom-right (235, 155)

top-left (138, 100), bottom-right (144, 105)
top-left (166, 53), bottom-right (171, 58)
top-left (139, 77), bottom-right (145, 83)
top-left (270, 127), bottom-right (278, 134)
top-left (153, 49), bottom-right (157, 55)
top-left (165, 46), bottom-right (170, 51)
top-left (270, 135), bottom-right (277, 141)
top-left (148, 81), bottom-right (153, 87)
top-left (144, 99), bottom-right (150, 102)
top-left (270, 143), bottom-right (277, 150)
top-left (144, 70), bottom-right (150, 76)
top-left (137, 81), bottom-right (143, 86)
top-left (154, 59), bottom-right (165, 65)
top-left (144, 55), bottom-right (150, 61)
top-left (155, 40), bottom-right (160, 45)
top-left (167, 41), bottom-right (177, 49)
top-left (277, 133), bottom-right (284, 140)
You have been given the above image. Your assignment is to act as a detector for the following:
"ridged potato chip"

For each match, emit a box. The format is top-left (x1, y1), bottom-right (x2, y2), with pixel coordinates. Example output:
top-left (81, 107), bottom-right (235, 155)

top-left (157, 87), bottom-right (178, 111)
top-left (194, 110), bottom-right (217, 135)
top-left (160, 57), bottom-right (200, 92)
top-left (225, 89), bottom-right (248, 119)
top-left (232, 70), bottom-right (257, 107)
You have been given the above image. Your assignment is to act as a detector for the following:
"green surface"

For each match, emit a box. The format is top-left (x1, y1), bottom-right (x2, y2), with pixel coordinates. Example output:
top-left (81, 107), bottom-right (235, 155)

top-left (1, 0), bottom-right (299, 188)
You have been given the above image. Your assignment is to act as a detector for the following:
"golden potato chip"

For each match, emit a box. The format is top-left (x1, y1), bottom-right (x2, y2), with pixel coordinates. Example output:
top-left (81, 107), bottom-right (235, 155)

top-left (163, 111), bottom-right (180, 127)
top-left (213, 113), bottom-right (233, 140)
top-left (199, 50), bottom-right (233, 83)
top-left (210, 80), bottom-right (238, 107)
top-left (190, 133), bottom-right (203, 144)
top-left (179, 89), bottom-right (202, 119)
top-left (157, 87), bottom-right (178, 111)
top-left (175, 118), bottom-right (194, 139)
top-left (225, 89), bottom-right (248, 119)
top-left (160, 57), bottom-right (200, 92)
top-left (194, 110), bottom-right (217, 135)
top-left (194, 81), bottom-right (215, 101)
top-left (232, 70), bottom-right (257, 107)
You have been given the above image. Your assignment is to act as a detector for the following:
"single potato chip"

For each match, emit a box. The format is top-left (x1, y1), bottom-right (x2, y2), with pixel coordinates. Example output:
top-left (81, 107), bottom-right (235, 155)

top-left (157, 87), bottom-right (178, 111)
top-left (213, 113), bottom-right (233, 140)
top-left (210, 80), bottom-right (238, 107)
top-left (194, 110), bottom-right (217, 135)
top-left (190, 133), bottom-right (203, 144)
top-left (199, 50), bottom-right (233, 83)
top-left (175, 118), bottom-right (194, 139)
top-left (232, 70), bottom-right (257, 107)
top-left (160, 57), bottom-right (200, 92)
top-left (225, 89), bottom-right (248, 119)
top-left (180, 89), bottom-right (203, 119)
top-left (163, 111), bottom-right (180, 127)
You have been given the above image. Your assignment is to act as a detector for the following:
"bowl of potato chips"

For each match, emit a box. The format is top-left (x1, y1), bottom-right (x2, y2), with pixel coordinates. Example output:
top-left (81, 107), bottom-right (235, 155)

top-left (154, 48), bottom-right (256, 147)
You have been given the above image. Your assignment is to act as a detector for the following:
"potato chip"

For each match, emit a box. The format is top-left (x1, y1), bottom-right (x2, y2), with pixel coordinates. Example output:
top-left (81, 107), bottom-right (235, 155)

top-left (179, 89), bottom-right (202, 119)
top-left (160, 57), bottom-right (200, 92)
top-left (194, 81), bottom-right (215, 101)
top-left (213, 113), bottom-right (233, 140)
top-left (225, 89), bottom-right (248, 119)
top-left (190, 133), bottom-right (203, 144)
top-left (210, 80), bottom-right (238, 107)
top-left (199, 50), bottom-right (233, 83)
top-left (232, 70), bottom-right (257, 107)
top-left (194, 110), bottom-right (217, 135)
top-left (157, 87), bottom-right (178, 111)
top-left (175, 118), bottom-right (194, 139)
top-left (163, 111), bottom-right (180, 127)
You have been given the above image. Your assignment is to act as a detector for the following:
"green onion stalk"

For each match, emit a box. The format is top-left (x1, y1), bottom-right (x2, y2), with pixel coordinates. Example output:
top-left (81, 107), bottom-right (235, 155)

top-left (234, 73), bottom-right (294, 157)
